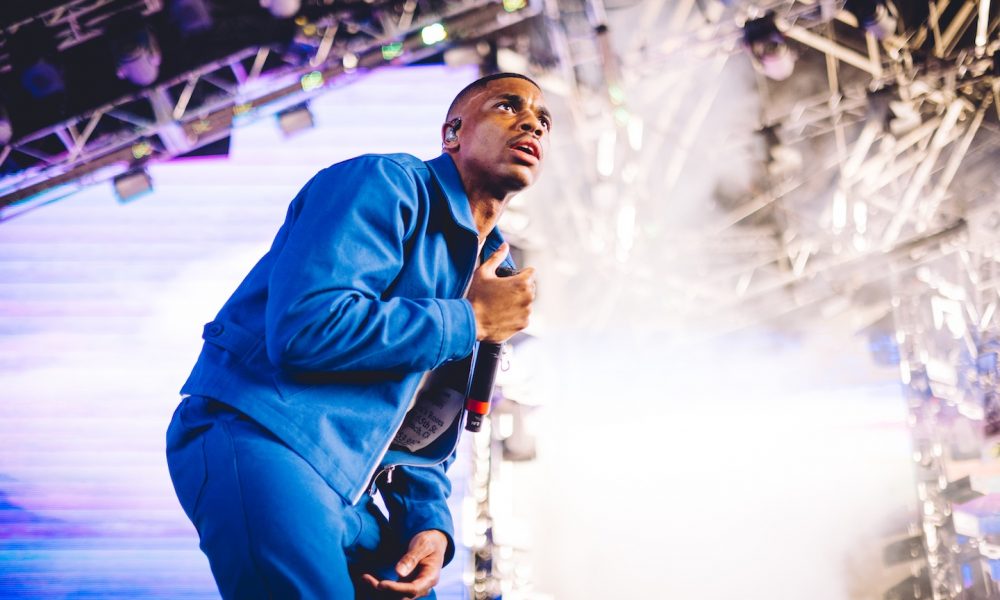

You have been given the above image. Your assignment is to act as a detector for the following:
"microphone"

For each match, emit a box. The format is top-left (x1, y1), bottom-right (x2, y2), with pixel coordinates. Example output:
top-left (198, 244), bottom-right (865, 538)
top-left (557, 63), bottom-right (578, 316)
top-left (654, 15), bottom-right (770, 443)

top-left (465, 265), bottom-right (517, 432)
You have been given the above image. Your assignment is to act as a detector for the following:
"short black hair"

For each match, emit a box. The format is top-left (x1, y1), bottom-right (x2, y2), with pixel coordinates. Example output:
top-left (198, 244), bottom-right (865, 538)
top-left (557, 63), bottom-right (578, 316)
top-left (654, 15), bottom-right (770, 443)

top-left (445, 72), bottom-right (540, 120)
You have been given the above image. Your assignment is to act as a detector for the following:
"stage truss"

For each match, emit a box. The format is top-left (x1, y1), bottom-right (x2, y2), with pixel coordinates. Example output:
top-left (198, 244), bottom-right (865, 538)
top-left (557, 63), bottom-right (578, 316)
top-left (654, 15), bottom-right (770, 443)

top-left (525, 1), bottom-right (1000, 598)
top-left (6, 0), bottom-right (1000, 598)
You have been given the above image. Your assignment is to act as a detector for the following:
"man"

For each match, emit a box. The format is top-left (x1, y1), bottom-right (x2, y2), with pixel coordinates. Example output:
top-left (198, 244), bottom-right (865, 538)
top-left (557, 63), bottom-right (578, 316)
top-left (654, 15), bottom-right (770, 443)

top-left (166, 71), bottom-right (551, 599)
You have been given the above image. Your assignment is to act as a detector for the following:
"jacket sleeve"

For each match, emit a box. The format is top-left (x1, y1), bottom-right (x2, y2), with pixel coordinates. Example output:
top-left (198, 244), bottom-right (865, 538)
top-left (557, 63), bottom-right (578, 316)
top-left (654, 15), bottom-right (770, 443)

top-left (380, 454), bottom-right (458, 567)
top-left (264, 155), bottom-right (477, 373)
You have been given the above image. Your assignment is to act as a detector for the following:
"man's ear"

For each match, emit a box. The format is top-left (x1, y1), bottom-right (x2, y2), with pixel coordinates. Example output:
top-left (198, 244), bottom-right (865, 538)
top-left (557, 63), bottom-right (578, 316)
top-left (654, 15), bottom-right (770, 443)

top-left (441, 123), bottom-right (459, 149)
top-left (442, 117), bottom-right (462, 148)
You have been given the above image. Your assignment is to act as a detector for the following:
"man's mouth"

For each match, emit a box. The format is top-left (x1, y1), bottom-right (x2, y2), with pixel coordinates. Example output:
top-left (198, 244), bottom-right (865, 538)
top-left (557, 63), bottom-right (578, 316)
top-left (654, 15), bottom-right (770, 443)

top-left (509, 139), bottom-right (540, 162)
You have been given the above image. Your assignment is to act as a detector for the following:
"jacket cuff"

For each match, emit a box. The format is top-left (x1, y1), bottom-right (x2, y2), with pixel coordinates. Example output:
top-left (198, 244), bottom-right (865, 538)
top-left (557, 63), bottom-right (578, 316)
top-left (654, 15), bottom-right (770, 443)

top-left (434, 298), bottom-right (477, 364)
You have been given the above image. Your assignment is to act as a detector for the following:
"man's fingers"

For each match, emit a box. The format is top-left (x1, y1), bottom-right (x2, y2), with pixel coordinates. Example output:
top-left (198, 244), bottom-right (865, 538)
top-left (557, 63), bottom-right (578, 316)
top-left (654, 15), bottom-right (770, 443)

top-left (395, 539), bottom-right (431, 577)
top-left (511, 268), bottom-right (536, 299)
top-left (396, 554), bottom-right (417, 578)
top-left (480, 243), bottom-right (509, 272)
top-left (377, 573), bottom-right (437, 598)
top-left (516, 265), bottom-right (535, 278)
top-left (360, 573), bottom-right (380, 589)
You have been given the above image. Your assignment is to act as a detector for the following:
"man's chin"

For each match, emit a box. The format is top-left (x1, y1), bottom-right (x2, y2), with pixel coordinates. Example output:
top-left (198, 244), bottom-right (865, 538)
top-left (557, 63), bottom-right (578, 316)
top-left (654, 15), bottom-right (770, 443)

top-left (505, 165), bottom-right (540, 190)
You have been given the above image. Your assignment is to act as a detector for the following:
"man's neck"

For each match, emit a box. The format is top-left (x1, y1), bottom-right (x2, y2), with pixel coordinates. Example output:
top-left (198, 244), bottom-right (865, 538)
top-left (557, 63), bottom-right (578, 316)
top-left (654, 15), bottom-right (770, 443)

top-left (448, 153), bottom-right (516, 238)
top-left (467, 190), bottom-right (515, 240)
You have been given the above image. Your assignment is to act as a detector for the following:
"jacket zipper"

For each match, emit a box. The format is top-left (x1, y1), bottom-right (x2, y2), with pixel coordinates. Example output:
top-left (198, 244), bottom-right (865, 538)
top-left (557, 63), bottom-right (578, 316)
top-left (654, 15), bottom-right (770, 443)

top-left (352, 371), bottom-right (430, 504)
top-left (355, 235), bottom-right (481, 504)
top-left (360, 235), bottom-right (486, 504)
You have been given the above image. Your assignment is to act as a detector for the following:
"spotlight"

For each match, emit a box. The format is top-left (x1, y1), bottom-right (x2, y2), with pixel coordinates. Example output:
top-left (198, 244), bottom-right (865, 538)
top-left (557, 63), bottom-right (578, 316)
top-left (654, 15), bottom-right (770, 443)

top-left (381, 43), bottom-right (404, 61)
top-left (260, 0), bottom-right (301, 19)
top-left (20, 60), bottom-right (65, 99)
top-left (113, 167), bottom-right (154, 203)
top-left (845, 0), bottom-right (897, 39)
top-left (276, 103), bottom-right (314, 137)
top-left (7, 22), bottom-right (65, 99)
top-left (0, 104), bottom-right (12, 145)
top-left (299, 71), bottom-right (323, 92)
top-left (421, 23), bottom-right (448, 46)
top-left (169, 0), bottom-right (213, 36)
top-left (742, 11), bottom-right (795, 81)
top-left (111, 26), bottom-right (162, 86)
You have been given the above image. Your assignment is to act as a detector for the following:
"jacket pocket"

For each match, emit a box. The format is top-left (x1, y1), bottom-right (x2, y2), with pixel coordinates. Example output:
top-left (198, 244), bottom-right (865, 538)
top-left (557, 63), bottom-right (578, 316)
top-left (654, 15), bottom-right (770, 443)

top-left (165, 400), bottom-right (210, 523)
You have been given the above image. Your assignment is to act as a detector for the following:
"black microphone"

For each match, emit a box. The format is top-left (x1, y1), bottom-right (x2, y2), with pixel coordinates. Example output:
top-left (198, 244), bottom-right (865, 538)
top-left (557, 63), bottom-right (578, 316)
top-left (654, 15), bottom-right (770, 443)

top-left (465, 266), bottom-right (517, 432)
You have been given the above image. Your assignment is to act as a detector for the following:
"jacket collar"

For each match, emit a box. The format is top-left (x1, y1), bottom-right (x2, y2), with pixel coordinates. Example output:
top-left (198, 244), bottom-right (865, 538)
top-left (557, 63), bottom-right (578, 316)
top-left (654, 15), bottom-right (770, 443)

top-left (426, 153), bottom-right (507, 259)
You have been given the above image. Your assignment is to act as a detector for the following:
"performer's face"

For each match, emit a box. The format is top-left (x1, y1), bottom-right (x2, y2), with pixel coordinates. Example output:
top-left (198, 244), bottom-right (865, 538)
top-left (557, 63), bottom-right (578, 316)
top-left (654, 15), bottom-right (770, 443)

top-left (448, 77), bottom-right (552, 193)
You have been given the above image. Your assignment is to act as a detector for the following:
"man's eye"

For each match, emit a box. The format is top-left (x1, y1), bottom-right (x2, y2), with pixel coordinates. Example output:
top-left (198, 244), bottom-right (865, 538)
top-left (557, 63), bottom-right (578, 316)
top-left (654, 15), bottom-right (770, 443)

top-left (541, 118), bottom-right (551, 130)
top-left (497, 102), bottom-right (514, 112)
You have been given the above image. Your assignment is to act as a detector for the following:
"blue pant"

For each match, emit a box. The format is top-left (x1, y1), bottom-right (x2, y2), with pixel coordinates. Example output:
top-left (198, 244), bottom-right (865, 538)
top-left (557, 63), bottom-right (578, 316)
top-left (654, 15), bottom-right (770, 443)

top-left (166, 396), bottom-right (432, 600)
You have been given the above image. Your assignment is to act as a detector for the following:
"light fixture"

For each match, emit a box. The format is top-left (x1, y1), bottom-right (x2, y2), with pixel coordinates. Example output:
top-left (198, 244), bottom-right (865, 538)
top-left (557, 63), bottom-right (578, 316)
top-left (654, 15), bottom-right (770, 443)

top-left (113, 167), bottom-right (154, 203)
top-left (421, 23), bottom-right (448, 46)
top-left (276, 103), bottom-right (314, 137)
top-left (111, 26), bottom-right (162, 86)
top-left (845, 0), bottom-right (897, 40)
top-left (742, 11), bottom-right (795, 81)
top-left (19, 60), bottom-right (65, 99)
top-left (0, 104), bottom-right (12, 146)
top-left (382, 43), bottom-right (404, 61)
top-left (7, 22), bottom-right (65, 99)
top-left (300, 71), bottom-right (323, 92)
top-left (169, 0), bottom-right (213, 36)
top-left (260, 0), bottom-right (301, 19)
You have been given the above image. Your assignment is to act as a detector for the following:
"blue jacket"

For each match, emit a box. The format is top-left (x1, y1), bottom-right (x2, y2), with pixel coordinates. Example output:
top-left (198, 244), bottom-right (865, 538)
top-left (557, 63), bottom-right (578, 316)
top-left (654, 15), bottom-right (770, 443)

top-left (179, 152), bottom-right (512, 565)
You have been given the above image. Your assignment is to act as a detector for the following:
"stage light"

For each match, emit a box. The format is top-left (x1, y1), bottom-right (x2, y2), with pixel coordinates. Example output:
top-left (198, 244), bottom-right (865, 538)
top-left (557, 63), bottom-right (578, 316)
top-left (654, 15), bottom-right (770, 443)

top-left (131, 141), bottom-right (154, 160)
top-left (421, 23), bottom-right (448, 46)
top-left (382, 43), bottom-right (404, 61)
top-left (845, 0), bottom-right (897, 40)
top-left (0, 105), bottom-right (12, 146)
top-left (168, 0), bottom-right (213, 35)
top-left (113, 168), bottom-right (153, 203)
top-left (300, 71), bottom-right (323, 91)
top-left (260, 0), bottom-right (301, 19)
top-left (742, 11), bottom-right (795, 81)
top-left (276, 103), bottom-right (314, 137)
top-left (112, 27), bottom-right (162, 86)
top-left (7, 22), bottom-right (65, 100)
top-left (19, 60), bottom-right (66, 99)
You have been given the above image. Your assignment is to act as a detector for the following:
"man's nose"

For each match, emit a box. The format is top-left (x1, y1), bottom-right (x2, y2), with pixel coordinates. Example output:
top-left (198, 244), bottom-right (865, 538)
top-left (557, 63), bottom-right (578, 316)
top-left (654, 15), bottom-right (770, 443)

top-left (519, 118), bottom-right (544, 137)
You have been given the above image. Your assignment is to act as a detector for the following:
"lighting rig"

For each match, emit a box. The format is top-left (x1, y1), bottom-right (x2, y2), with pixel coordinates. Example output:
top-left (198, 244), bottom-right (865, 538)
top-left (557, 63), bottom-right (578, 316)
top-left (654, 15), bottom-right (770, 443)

top-left (8, 0), bottom-right (1000, 597)
top-left (0, 0), bottom-right (542, 215)
top-left (527, 1), bottom-right (1000, 598)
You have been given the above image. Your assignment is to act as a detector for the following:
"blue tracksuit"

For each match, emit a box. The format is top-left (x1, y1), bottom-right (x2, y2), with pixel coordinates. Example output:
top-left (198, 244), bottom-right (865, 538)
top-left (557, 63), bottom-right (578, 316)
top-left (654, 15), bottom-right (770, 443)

top-left (166, 152), bottom-right (512, 597)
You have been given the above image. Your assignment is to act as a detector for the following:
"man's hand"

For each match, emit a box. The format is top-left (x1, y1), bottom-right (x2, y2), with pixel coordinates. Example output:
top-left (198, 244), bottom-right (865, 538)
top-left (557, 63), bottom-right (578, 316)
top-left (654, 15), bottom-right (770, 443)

top-left (360, 529), bottom-right (449, 600)
top-left (466, 243), bottom-right (535, 343)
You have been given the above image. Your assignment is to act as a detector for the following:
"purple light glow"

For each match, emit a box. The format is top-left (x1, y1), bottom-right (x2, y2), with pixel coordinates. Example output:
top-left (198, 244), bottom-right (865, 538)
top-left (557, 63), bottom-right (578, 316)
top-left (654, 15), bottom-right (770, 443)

top-left (0, 64), bottom-right (478, 598)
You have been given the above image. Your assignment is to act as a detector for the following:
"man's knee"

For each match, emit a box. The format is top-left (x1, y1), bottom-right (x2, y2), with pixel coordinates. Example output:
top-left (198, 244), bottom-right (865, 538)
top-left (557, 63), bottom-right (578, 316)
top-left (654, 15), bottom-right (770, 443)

top-left (191, 412), bottom-right (358, 598)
